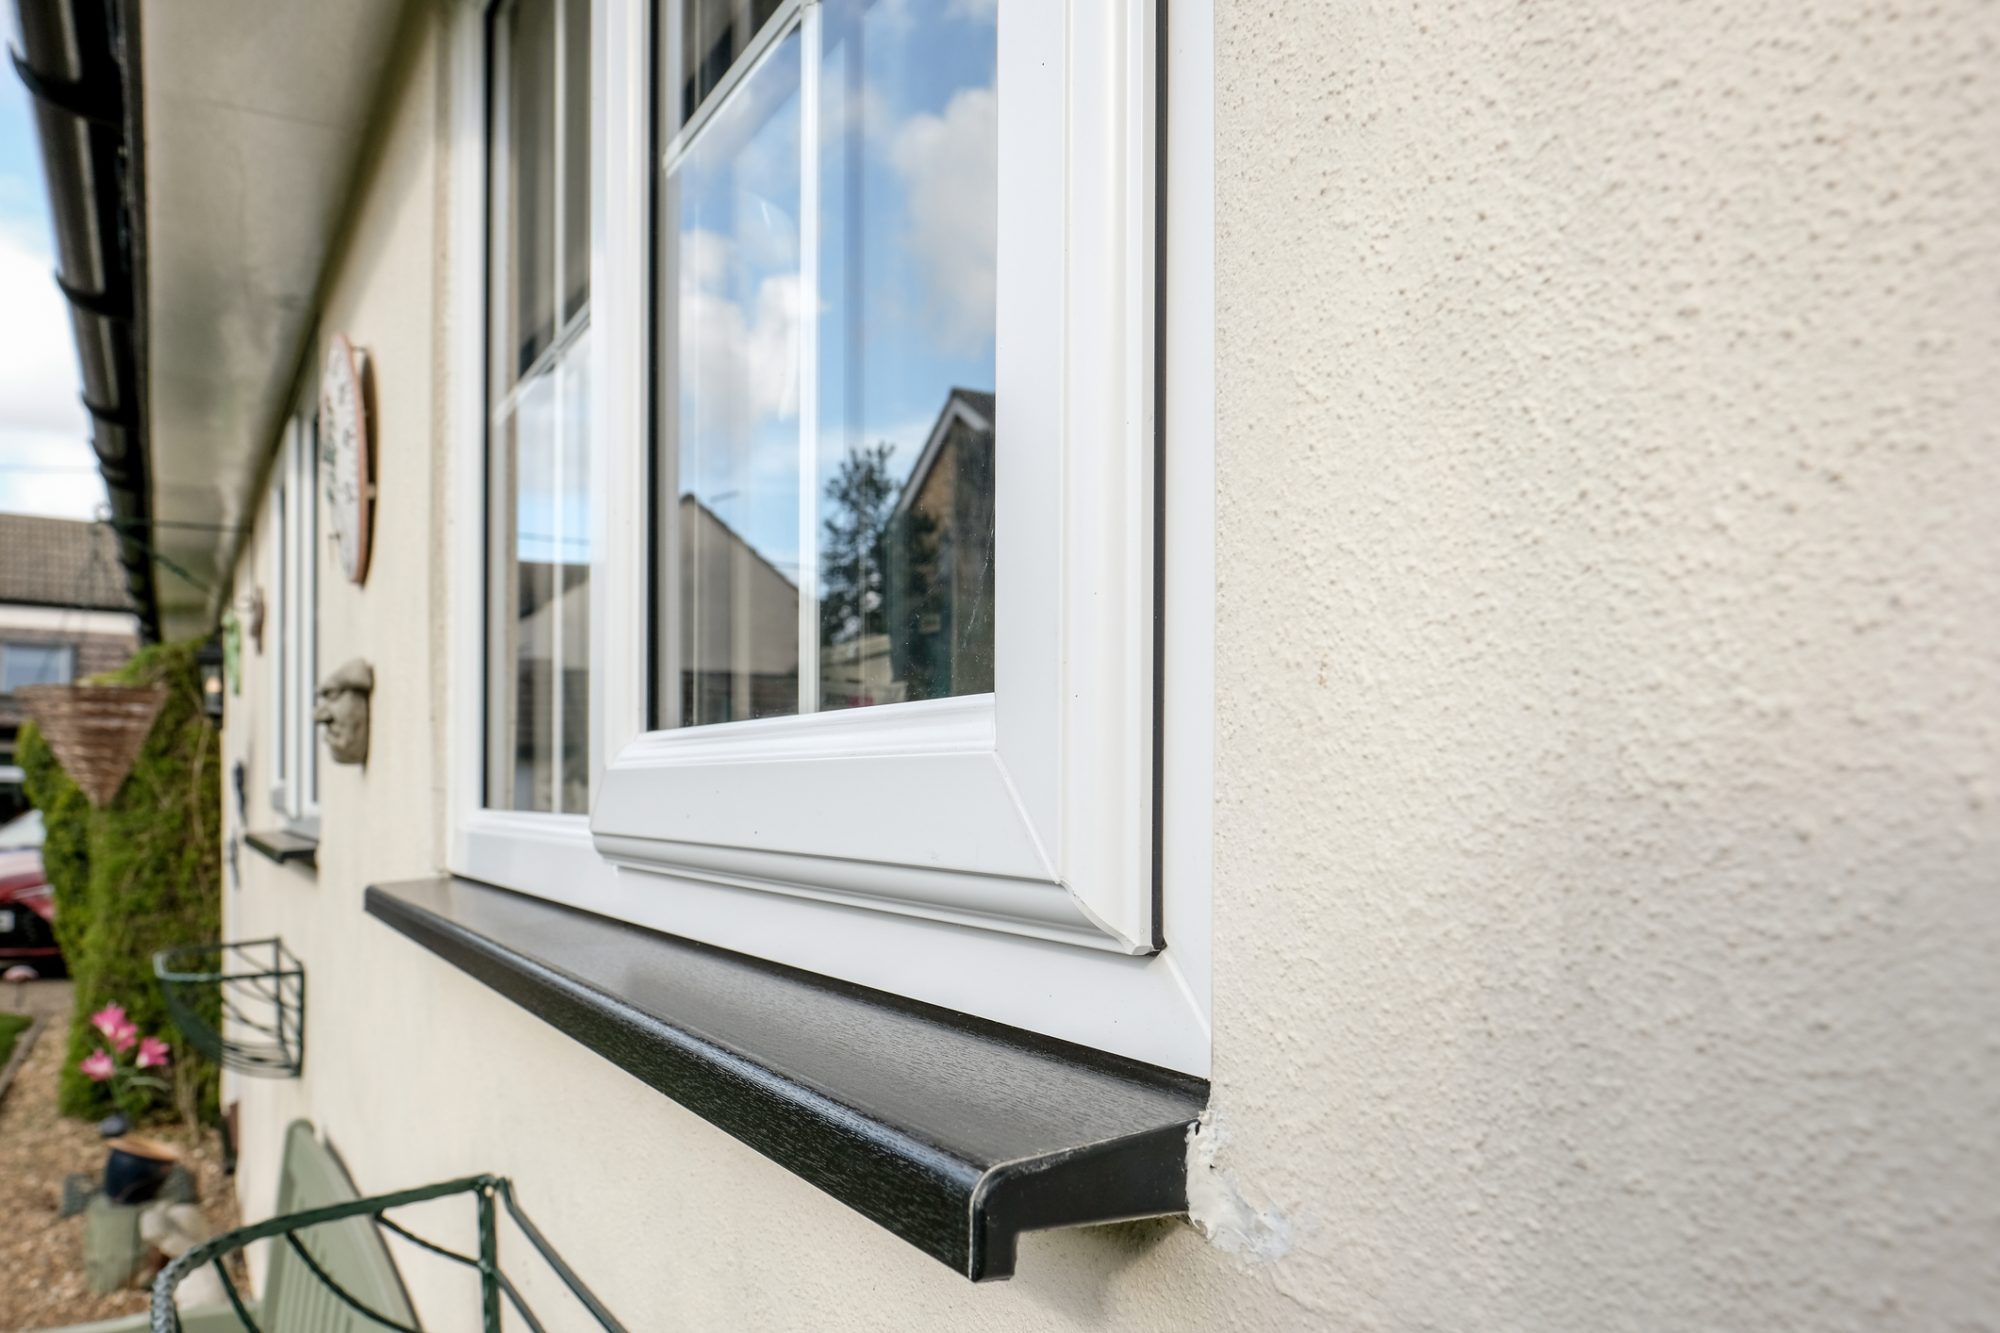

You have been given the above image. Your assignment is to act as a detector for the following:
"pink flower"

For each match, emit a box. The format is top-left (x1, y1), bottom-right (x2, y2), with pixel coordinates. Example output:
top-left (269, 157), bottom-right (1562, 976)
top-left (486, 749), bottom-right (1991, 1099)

top-left (80, 1049), bottom-right (115, 1082)
top-left (89, 1005), bottom-right (127, 1041)
top-left (136, 1036), bottom-right (171, 1069)
top-left (108, 1020), bottom-right (138, 1054)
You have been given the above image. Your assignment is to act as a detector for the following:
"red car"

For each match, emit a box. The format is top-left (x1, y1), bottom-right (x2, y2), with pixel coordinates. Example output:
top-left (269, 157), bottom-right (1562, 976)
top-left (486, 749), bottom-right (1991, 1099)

top-left (0, 810), bottom-right (64, 978)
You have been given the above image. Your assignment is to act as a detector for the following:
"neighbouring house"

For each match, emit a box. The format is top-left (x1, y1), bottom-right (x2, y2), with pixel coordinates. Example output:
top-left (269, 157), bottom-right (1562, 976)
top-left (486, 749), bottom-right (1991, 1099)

top-left (12, 0), bottom-right (1999, 1329)
top-left (0, 515), bottom-right (140, 821)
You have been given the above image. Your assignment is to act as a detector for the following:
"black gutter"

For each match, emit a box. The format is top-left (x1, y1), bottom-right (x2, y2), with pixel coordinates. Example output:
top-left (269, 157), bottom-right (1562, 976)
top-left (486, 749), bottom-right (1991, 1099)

top-left (10, 0), bottom-right (158, 640)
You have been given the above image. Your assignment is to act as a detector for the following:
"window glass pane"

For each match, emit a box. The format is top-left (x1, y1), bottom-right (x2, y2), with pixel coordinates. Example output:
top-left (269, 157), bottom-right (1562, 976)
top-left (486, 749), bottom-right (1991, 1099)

top-left (492, 0), bottom-right (558, 390)
top-left (815, 0), bottom-right (996, 711)
top-left (302, 413), bottom-right (320, 811)
top-left (557, 337), bottom-right (593, 812)
top-left (487, 0), bottom-right (592, 812)
top-left (561, 0), bottom-right (590, 325)
top-left (661, 31), bottom-right (803, 727)
top-left (271, 473), bottom-right (288, 794)
top-left (676, 0), bottom-right (785, 132)
top-left (491, 378), bottom-right (558, 811)
top-left (0, 644), bottom-right (74, 693)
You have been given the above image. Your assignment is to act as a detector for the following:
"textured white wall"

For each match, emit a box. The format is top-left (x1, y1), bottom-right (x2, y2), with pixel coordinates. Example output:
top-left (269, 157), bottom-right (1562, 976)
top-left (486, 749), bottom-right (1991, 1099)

top-left (218, 1), bottom-right (1999, 1329)
top-left (1203, 0), bottom-right (2000, 1326)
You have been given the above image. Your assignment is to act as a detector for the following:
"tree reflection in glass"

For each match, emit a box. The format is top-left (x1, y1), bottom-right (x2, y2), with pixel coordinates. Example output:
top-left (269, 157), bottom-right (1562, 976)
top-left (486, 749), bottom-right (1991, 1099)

top-left (666, 30), bottom-right (804, 726)
top-left (815, 0), bottom-right (996, 712)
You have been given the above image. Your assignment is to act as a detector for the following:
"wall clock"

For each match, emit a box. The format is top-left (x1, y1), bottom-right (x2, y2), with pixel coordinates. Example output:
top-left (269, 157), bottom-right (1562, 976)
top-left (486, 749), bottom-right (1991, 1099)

top-left (320, 333), bottom-right (374, 584)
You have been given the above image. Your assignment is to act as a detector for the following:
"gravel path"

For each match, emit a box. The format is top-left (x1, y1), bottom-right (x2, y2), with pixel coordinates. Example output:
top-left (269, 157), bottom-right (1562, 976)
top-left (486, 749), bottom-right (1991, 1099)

top-left (0, 981), bottom-right (241, 1331)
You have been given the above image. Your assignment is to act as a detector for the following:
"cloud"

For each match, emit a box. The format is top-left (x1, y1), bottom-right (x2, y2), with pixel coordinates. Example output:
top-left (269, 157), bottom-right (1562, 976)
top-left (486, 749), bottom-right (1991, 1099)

top-left (0, 225), bottom-right (85, 433)
top-left (0, 223), bottom-right (98, 518)
top-left (0, 427), bottom-right (104, 518)
top-left (676, 226), bottom-right (804, 444)
top-left (820, 77), bottom-right (892, 150)
top-left (860, 0), bottom-right (995, 28)
top-left (889, 82), bottom-right (997, 354)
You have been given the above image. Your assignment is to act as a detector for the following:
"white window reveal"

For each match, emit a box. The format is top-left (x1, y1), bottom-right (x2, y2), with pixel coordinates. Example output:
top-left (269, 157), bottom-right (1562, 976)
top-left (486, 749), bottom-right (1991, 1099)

top-left (268, 395), bottom-right (320, 831)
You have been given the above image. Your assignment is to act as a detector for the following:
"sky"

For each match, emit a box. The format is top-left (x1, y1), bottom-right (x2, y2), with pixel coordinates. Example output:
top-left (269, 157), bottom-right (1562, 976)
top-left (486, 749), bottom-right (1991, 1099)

top-left (0, 8), bottom-right (102, 520)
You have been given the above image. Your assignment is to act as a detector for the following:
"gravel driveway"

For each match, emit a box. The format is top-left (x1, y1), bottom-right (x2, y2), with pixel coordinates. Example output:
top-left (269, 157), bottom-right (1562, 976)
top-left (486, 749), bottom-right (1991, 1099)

top-left (0, 980), bottom-right (241, 1330)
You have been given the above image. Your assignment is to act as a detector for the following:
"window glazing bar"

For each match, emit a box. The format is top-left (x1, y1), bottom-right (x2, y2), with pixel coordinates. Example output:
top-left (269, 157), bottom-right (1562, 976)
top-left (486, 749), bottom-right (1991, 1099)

top-left (795, 0), bottom-right (821, 715)
top-left (660, 0), bottom-right (803, 174)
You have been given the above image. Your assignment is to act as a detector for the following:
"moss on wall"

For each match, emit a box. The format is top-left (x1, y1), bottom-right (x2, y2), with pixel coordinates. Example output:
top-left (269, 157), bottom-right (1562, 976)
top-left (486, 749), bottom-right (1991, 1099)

top-left (18, 641), bottom-right (222, 1123)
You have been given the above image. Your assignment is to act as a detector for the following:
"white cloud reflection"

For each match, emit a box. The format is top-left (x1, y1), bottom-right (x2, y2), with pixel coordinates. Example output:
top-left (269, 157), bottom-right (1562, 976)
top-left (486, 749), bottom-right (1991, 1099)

top-left (889, 82), bottom-right (997, 355)
top-left (678, 226), bottom-right (804, 443)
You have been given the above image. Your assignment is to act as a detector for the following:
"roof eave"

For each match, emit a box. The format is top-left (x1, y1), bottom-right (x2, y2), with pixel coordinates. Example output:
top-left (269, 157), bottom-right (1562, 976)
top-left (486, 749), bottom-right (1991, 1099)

top-left (9, 0), bottom-right (158, 642)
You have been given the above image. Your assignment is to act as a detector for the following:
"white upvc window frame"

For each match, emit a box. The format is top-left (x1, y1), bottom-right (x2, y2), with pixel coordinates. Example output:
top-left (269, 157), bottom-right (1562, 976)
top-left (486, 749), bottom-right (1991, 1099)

top-left (448, 0), bottom-right (1214, 1076)
top-left (267, 383), bottom-right (321, 834)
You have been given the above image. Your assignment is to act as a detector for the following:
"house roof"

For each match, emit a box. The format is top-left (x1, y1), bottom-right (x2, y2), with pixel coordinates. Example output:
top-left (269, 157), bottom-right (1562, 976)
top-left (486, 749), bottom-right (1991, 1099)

top-left (0, 515), bottom-right (136, 612)
top-left (953, 389), bottom-right (995, 422)
top-left (891, 388), bottom-right (995, 521)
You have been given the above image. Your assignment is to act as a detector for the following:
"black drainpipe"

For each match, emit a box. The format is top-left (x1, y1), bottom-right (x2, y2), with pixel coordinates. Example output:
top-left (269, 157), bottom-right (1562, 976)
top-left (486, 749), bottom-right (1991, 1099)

top-left (9, 0), bottom-right (157, 641)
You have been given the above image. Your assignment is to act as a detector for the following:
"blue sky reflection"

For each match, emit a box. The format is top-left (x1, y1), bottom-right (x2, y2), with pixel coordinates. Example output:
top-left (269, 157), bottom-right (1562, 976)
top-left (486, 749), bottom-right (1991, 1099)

top-left (668, 0), bottom-right (997, 576)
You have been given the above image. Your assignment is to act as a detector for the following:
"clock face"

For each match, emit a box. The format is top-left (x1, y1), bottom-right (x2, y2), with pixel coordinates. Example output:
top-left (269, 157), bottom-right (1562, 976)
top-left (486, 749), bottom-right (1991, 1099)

top-left (319, 334), bottom-right (372, 584)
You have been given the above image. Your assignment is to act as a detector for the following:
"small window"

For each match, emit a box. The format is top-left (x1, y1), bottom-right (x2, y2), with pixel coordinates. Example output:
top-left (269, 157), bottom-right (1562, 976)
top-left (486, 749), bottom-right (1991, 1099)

top-left (605, 0), bottom-right (1164, 953)
top-left (0, 643), bottom-right (75, 694)
top-left (269, 397), bottom-right (320, 830)
top-left (485, 0), bottom-right (594, 814)
top-left (448, 0), bottom-right (1210, 1074)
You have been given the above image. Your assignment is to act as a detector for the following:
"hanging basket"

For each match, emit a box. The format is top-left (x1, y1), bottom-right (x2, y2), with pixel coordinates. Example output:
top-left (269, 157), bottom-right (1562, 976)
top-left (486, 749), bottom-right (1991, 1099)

top-left (154, 939), bottom-right (305, 1078)
top-left (18, 683), bottom-right (168, 808)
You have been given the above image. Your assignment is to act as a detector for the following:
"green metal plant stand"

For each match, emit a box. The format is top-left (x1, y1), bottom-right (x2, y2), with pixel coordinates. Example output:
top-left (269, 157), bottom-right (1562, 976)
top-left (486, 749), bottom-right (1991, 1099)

top-left (150, 1174), bottom-right (628, 1333)
top-left (153, 939), bottom-right (304, 1077)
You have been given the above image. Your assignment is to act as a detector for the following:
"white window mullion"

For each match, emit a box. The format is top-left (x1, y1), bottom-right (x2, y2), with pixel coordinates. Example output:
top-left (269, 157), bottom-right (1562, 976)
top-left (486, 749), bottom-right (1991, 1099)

top-left (286, 425), bottom-right (303, 822)
top-left (268, 440), bottom-right (290, 814)
top-left (486, 5), bottom-right (517, 809)
top-left (795, 0), bottom-right (821, 717)
top-left (301, 409), bottom-right (319, 819)
top-left (550, 0), bottom-right (569, 807)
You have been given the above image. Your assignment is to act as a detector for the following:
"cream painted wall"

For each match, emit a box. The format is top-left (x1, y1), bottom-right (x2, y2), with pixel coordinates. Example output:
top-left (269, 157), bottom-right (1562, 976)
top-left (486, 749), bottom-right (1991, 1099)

top-left (217, 1), bottom-right (1999, 1329)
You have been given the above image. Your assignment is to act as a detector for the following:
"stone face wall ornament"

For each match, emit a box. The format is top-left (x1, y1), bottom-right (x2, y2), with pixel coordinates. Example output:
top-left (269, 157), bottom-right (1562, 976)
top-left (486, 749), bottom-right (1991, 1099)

top-left (315, 659), bottom-right (374, 765)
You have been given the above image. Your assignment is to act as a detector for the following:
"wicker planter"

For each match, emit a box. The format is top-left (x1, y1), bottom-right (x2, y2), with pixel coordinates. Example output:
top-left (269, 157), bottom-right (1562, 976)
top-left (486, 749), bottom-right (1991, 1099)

top-left (17, 684), bottom-right (168, 808)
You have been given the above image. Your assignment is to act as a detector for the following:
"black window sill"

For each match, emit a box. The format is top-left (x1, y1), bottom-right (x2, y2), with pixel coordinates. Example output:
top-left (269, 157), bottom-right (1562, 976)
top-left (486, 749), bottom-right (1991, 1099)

top-left (364, 876), bottom-right (1208, 1282)
top-left (244, 829), bottom-right (318, 868)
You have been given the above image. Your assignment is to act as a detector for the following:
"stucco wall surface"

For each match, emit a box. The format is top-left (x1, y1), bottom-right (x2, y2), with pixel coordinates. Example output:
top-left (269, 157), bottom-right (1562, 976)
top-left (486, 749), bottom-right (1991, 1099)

top-left (213, 1), bottom-right (2000, 1330)
top-left (219, 0), bottom-right (449, 1299)
top-left (1203, 0), bottom-right (2000, 1327)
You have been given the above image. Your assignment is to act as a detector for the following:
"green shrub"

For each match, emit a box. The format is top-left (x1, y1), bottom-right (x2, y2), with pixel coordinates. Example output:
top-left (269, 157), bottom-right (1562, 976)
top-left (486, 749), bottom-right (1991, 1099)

top-left (0, 1011), bottom-right (30, 1067)
top-left (18, 640), bottom-right (222, 1123)
top-left (17, 721), bottom-right (90, 958)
